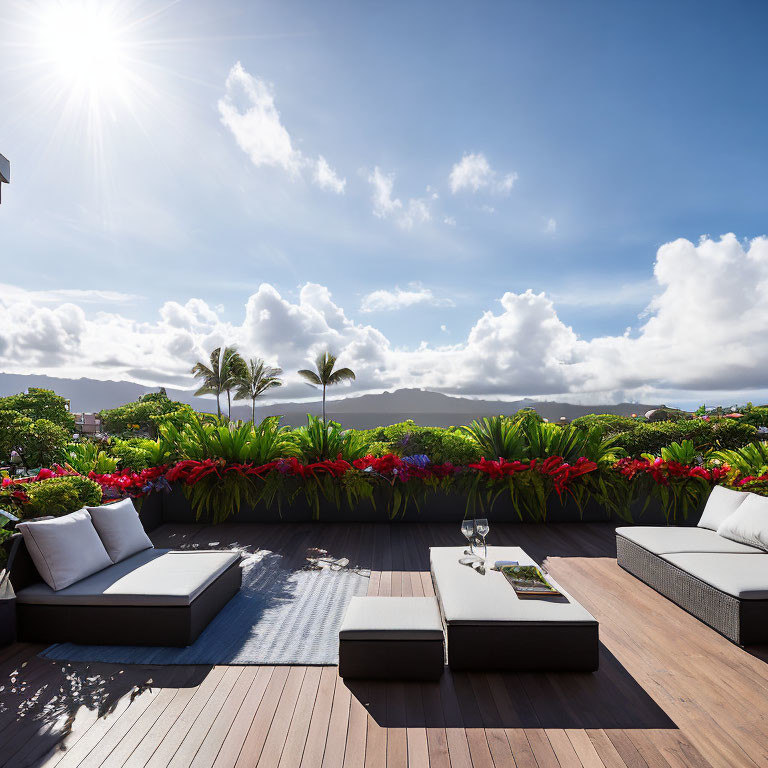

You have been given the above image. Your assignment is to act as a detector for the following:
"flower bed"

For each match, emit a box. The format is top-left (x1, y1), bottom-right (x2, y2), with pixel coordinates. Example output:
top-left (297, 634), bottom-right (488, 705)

top-left (2, 453), bottom-right (740, 526)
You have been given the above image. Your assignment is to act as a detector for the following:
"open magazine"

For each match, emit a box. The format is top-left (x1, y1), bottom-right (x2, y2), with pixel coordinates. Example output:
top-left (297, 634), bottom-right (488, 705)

top-left (499, 564), bottom-right (562, 597)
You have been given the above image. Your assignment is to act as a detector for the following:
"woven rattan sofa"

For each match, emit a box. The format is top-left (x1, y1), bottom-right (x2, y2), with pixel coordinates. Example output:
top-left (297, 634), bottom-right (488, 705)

top-left (3, 501), bottom-right (242, 646)
top-left (616, 486), bottom-right (768, 645)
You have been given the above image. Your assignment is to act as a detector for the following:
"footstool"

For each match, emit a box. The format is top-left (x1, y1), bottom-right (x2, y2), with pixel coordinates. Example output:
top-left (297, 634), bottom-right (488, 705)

top-left (338, 596), bottom-right (445, 680)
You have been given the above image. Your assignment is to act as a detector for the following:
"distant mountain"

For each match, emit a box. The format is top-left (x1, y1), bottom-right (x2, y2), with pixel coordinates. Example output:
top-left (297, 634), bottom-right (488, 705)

top-left (0, 373), bottom-right (657, 429)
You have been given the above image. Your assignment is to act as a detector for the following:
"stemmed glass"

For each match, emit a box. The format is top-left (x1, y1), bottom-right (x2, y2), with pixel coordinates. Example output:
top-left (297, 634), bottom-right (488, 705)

top-left (461, 519), bottom-right (476, 556)
top-left (475, 518), bottom-right (489, 561)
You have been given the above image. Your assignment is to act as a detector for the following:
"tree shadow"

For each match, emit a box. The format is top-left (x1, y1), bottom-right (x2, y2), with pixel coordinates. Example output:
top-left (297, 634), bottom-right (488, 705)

top-left (0, 651), bottom-right (209, 767)
top-left (346, 643), bottom-right (676, 730)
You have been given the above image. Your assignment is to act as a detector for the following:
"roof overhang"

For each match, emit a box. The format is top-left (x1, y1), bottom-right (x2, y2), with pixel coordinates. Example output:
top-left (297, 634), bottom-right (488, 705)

top-left (0, 154), bottom-right (9, 184)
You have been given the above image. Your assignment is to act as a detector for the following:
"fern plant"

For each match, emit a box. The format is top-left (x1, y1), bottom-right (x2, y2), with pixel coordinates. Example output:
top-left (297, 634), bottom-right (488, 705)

top-left (461, 416), bottom-right (528, 460)
top-left (60, 443), bottom-right (119, 474)
top-left (289, 415), bottom-right (370, 462)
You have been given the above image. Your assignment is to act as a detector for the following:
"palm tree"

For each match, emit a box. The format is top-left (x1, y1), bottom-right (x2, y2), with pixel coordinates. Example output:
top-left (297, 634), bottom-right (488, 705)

top-left (234, 358), bottom-right (283, 424)
top-left (191, 346), bottom-right (245, 420)
top-left (298, 351), bottom-right (356, 423)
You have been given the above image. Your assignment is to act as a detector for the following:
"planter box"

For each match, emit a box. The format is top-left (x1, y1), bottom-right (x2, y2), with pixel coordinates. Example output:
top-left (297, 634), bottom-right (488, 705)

top-left (155, 483), bottom-right (689, 526)
top-left (0, 582), bottom-right (16, 646)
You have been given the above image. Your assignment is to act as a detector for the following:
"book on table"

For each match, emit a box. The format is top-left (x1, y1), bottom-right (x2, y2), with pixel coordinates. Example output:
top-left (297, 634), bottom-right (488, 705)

top-left (500, 564), bottom-right (562, 597)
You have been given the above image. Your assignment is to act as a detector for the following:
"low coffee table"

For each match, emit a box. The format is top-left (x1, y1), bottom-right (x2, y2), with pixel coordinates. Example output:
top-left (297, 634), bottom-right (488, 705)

top-left (430, 546), bottom-right (599, 672)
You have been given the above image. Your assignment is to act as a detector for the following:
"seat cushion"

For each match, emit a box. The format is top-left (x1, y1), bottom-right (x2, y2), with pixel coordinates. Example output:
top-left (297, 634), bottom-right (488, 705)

top-left (16, 548), bottom-right (241, 607)
top-left (17, 509), bottom-right (113, 591)
top-left (339, 597), bottom-right (444, 640)
top-left (716, 493), bottom-right (768, 551)
top-left (661, 552), bottom-right (768, 599)
top-left (697, 485), bottom-right (750, 531)
top-left (430, 546), bottom-right (596, 626)
top-left (87, 498), bottom-right (154, 563)
top-left (615, 525), bottom-right (764, 555)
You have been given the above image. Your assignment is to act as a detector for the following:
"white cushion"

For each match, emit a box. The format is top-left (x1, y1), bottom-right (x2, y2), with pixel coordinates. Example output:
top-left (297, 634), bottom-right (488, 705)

top-left (17, 509), bottom-right (113, 591)
top-left (616, 525), bottom-right (764, 555)
top-left (339, 597), bottom-right (444, 640)
top-left (87, 498), bottom-right (153, 563)
top-left (697, 485), bottom-right (749, 531)
top-left (15, 548), bottom-right (241, 607)
top-left (716, 494), bottom-right (768, 552)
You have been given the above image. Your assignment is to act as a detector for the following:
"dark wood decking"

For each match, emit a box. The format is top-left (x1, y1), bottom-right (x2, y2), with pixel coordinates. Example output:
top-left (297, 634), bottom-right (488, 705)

top-left (1, 522), bottom-right (767, 768)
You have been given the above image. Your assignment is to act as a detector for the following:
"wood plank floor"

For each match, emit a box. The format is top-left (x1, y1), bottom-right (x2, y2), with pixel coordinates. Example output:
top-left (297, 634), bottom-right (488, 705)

top-left (1, 522), bottom-right (767, 768)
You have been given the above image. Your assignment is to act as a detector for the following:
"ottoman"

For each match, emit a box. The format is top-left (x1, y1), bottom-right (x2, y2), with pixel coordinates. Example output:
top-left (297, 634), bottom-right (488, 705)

top-left (338, 596), bottom-right (445, 680)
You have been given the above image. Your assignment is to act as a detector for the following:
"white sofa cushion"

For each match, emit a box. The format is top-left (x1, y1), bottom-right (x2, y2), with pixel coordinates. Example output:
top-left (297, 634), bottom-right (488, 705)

top-left (17, 509), bottom-right (113, 591)
top-left (616, 525), bottom-right (764, 555)
top-left (87, 498), bottom-right (153, 563)
top-left (717, 494), bottom-right (768, 551)
top-left (661, 552), bottom-right (768, 599)
top-left (15, 548), bottom-right (241, 607)
top-left (697, 485), bottom-right (749, 531)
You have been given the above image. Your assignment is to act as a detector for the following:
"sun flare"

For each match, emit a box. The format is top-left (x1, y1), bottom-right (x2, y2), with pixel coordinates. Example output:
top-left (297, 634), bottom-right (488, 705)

top-left (36, 2), bottom-right (132, 98)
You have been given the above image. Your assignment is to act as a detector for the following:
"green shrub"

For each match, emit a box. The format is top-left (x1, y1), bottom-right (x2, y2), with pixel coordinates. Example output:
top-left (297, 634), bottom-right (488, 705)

top-left (614, 419), bottom-right (756, 457)
top-left (357, 421), bottom-right (481, 465)
top-left (570, 414), bottom-right (642, 435)
top-left (100, 390), bottom-right (189, 437)
top-left (108, 438), bottom-right (158, 470)
top-left (22, 475), bottom-right (102, 518)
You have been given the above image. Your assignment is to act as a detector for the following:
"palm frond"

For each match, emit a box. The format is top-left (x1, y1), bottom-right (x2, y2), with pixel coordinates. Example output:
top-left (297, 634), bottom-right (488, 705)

top-left (328, 367), bottom-right (356, 384)
top-left (298, 369), bottom-right (322, 386)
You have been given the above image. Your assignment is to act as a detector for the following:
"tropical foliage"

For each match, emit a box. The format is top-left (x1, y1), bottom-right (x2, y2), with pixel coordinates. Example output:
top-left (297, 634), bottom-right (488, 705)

top-left (191, 346), bottom-right (247, 419)
top-left (298, 351), bottom-right (355, 423)
top-left (234, 357), bottom-right (283, 424)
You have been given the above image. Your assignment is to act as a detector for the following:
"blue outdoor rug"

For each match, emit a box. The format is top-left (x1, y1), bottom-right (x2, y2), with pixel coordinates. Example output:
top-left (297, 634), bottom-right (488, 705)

top-left (39, 550), bottom-right (370, 665)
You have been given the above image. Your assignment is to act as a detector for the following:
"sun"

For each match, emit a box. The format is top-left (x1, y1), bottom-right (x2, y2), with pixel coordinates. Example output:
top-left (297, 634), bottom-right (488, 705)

top-left (34, 1), bottom-right (138, 107)
top-left (38, 3), bottom-right (129, 94)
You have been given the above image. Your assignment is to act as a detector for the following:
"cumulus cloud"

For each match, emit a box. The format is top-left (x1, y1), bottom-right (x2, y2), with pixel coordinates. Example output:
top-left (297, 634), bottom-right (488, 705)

top-left (360, 286), bottom-right (455, 313)
top-left (218, 62), bottom-right (345, 193)
top-left (2, 234), bottom-right (767, 403)
top-left (449, 152), bottom-right (518, 195)
top-left (367, 167), bottom-right (432, 229)
top-left (313, 156), bottom-right (346, 194)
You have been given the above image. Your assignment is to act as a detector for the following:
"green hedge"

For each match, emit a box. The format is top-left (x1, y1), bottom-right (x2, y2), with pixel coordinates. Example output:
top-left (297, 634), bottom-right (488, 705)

top-left (357, 421), bottom-right (481, 465)
top-left (613, 419), bottom-right (756, 457)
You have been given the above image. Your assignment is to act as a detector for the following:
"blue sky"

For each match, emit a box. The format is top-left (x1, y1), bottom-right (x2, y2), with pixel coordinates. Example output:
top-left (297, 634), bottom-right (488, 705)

top-left (1, 0), bottom-right (767, 406)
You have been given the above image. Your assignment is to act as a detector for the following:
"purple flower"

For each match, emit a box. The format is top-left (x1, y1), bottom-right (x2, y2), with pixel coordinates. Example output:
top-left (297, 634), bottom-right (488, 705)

top-left (402, 454), bottom-right (430, 468)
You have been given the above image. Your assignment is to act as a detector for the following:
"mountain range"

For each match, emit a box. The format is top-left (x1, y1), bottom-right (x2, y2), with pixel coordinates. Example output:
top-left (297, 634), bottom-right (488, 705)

top-left (0, 373), bottom-right (657, 428)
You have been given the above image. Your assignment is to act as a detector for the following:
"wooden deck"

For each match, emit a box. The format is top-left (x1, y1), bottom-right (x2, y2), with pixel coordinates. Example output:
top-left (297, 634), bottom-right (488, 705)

top-left (1, 522), bottom-right (767, 768)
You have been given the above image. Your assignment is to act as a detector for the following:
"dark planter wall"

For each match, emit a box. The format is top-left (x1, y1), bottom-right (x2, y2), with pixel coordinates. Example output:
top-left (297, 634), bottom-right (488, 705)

top-left (156, 483), bottom-right (700, 526)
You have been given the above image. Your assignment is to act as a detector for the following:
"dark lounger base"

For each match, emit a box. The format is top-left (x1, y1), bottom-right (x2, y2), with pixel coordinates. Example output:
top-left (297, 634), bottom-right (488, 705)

top-left (616, 534), bottom-right (768, 646)
top-left (339, 638), bottom-right (445, 680)
top-left (446, 623), bottom-right (599, 672)
top-left (15, 560), bottom-right (242, 647)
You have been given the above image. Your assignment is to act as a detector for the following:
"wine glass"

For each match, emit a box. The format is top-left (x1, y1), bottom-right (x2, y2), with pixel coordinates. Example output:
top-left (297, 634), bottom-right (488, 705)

top-left (475, 518), bottom-right (489, 561)
top-left (461, 519), bottom-right (475, 555)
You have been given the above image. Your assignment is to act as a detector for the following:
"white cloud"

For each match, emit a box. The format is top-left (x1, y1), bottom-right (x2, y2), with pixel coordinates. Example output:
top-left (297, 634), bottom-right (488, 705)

top-left (443, 216), bottom-right (456, 227)
top-left (449, 153), bottom-right (518, 195)
top-left (2, 234), bottom-right (768, 403)
top-left (218, 62), bottom-right (345, 193)
top-left (360, 286), bottom-right (455, 313)
top-left (313, 156), bottom-right (346, 194)
top-left (367, 167), bottom-right (432, 229)
top-left (545, 217), bottom-right (557, 233)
